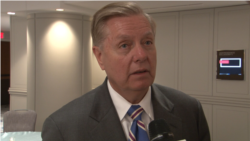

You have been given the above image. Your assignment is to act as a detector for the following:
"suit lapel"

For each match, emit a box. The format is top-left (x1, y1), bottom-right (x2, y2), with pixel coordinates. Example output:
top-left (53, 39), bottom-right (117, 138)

top-left (151, 84), bottom-right (183, 140)
top-left (88, 79), bottom-right (127, 141)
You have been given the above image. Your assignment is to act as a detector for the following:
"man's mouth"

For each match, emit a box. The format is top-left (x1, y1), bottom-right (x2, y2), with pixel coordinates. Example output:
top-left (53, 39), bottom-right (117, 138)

top-left (132, 69), bottom-right (148, 74)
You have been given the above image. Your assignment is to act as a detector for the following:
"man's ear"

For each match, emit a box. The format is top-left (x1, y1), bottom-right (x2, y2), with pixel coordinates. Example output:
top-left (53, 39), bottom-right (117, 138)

top-left (93, 46), bottom-right (105, 70)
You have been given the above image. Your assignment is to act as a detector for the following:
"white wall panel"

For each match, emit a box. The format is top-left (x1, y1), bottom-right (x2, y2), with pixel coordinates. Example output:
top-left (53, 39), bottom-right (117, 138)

top-left (213, 5), bottom-right (250, 98)
top-left (10, 16), bottom-right (27, 90)
top-left (150, 12), bottom-right (179, 89)
top-left (9, 94), bottom-right (27, 110)
top-left (213, 105), bottom-right (250, 141)
top-left (82, 20), bottom-right (93, 94)
top-left (179, 9), bottom-right (213, 95)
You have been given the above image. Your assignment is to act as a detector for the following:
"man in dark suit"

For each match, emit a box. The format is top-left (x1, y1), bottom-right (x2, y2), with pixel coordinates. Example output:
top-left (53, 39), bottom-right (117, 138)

top-left (42, 2), bottom-right (210, 141)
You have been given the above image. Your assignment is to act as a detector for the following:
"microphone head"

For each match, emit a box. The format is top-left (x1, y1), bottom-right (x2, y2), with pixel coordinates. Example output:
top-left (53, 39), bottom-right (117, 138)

top-left (149, 119), bottom-right (175, 141)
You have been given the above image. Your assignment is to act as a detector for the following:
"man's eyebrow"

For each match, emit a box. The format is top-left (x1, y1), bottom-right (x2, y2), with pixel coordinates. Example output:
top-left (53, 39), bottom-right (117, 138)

top-left (143, 32), bottom-right (154, 37)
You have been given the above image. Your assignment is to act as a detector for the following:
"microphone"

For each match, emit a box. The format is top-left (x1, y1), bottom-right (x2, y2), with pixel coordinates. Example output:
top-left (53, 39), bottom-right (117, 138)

top-left (149, 119), bottom-right (175, 141)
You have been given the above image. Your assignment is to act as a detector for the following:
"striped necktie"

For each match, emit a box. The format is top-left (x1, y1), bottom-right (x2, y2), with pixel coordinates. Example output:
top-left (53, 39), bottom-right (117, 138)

top-left (127, 105), bottom-right (150, 141)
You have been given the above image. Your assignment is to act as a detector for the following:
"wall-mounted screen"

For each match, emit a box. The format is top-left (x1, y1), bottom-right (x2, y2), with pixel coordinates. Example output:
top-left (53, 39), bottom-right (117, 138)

top-left (217, 50), bottom-right (244, 80)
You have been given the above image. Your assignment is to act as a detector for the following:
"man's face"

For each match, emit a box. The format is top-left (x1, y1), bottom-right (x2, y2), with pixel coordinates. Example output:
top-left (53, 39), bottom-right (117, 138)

top-left (93, 14), bottom-right (156, 94)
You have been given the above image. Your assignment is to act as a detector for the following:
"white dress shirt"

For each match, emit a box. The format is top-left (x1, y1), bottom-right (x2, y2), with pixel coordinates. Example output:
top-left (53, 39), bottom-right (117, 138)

top-left (108, 80), bottom-right (154, 140)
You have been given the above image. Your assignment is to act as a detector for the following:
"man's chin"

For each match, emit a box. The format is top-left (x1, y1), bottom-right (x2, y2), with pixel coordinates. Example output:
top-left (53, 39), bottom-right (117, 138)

top-left (130, 82), bottom-right (152, 91)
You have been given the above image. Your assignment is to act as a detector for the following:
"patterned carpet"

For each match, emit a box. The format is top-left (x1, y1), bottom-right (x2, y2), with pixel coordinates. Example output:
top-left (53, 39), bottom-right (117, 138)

top-left (1, 105), bottom-right (10, 133)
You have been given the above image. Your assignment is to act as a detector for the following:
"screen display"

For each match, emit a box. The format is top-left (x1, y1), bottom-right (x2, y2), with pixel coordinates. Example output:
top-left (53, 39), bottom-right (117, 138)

top-left (217, 50), bottom-right (244, 80)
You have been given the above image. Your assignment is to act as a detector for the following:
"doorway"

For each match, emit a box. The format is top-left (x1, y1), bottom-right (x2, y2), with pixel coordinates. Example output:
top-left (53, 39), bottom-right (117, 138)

top-left (1, 41), bottom-right (10, 111)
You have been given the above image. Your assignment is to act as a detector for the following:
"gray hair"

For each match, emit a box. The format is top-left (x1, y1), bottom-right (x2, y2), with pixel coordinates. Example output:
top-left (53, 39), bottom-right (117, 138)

top-left (91, 2), bottom-right (156, 47)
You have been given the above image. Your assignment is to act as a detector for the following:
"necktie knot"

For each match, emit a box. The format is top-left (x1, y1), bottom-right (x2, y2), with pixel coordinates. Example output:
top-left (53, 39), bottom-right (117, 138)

top-left (127, 105), bottom-right (144, 121)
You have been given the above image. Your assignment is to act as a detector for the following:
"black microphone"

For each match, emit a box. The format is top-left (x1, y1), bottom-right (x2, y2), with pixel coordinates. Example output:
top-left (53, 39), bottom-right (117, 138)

top-left (149, 119), bottom-right (175, 141)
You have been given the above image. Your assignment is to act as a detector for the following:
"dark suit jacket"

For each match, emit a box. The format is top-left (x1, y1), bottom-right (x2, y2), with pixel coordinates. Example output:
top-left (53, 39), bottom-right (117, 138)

top-left (42, 79), bottom-right (210, 141)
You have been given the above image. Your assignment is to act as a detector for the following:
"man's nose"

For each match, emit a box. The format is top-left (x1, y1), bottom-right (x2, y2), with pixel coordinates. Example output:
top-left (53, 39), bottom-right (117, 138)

top-left (132, 44), bottom-right (147, 63)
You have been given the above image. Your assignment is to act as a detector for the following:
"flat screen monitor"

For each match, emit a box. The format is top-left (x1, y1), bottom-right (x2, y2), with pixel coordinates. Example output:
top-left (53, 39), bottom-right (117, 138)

top-left (216, 50), bottom-right (244, 80)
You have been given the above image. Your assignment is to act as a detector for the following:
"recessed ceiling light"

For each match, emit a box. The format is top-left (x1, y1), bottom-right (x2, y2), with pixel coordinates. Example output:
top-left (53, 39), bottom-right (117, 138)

top-left (56, 9), bottom-right (64, 11)
top-left (7, 12), bottom-right (15, 15)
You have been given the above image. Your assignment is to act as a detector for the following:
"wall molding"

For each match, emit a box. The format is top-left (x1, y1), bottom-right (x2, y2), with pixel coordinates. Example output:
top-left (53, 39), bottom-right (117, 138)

top-left (191, 95), bottom-right (250, 108)
top-left (8, 87), bottom-right (27, 96)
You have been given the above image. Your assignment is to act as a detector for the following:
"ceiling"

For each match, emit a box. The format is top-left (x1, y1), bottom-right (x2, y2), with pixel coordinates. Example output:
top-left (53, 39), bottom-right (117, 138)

top-left (1, 1), bottom-right (248, 32)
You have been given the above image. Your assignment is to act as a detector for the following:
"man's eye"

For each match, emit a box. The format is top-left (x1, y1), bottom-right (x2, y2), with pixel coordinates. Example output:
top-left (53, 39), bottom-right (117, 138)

top-left (145, 41), bottom-right (152, 45)
top-left (121, 44), bottom-right (128, 48)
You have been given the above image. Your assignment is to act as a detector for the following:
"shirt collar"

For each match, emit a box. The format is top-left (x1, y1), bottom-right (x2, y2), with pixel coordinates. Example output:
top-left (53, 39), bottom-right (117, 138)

top-left (108, 80), bottom-right (153, 121)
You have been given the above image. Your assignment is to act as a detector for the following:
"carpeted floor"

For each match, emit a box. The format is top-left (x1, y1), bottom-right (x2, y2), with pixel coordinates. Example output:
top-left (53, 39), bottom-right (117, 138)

top-left (1, 105), bottom-right (9, 132)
